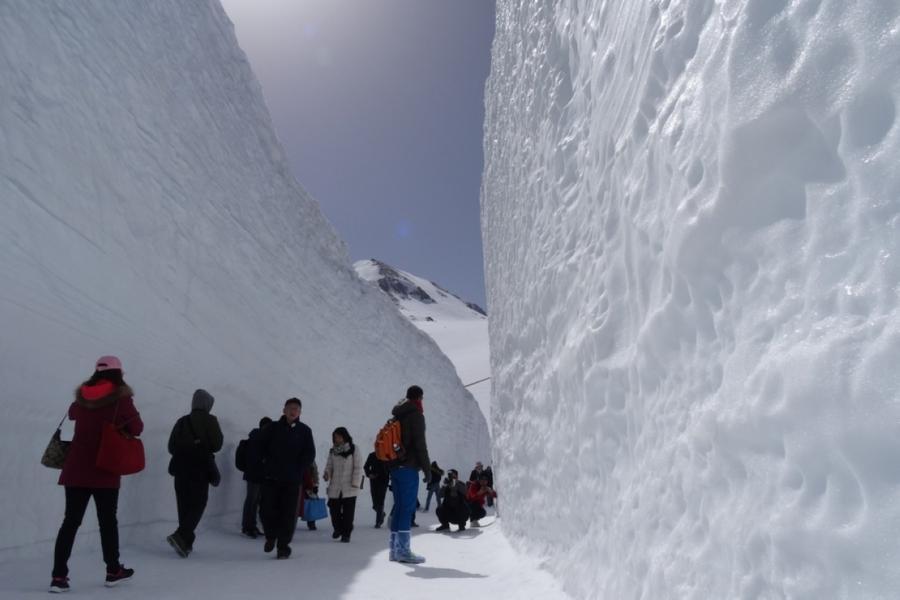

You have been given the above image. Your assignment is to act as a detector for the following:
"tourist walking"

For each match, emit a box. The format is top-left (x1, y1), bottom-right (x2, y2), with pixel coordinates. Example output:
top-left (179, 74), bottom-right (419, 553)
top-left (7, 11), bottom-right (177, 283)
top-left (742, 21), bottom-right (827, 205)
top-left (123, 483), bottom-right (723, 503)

top-left (323, 427), bottom-right (363, 542)
top-left (50, 356), bottom-right (143, 593)
top-left (166, 389), bottom-right (224, 557)
top-left (364, 451), bottom-right (389, 528)
top-left (239, 416), bottom-right (272, 538)
top-left (253, 398), bottom-right (316, 559)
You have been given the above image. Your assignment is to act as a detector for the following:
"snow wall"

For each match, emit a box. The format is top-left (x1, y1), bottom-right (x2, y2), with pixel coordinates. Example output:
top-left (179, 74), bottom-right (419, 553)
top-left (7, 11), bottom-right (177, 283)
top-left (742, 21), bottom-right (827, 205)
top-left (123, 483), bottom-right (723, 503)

top-left (0, 0), bottom-right (489, 559)
top-left (483, 1), bottom-right (900, 598)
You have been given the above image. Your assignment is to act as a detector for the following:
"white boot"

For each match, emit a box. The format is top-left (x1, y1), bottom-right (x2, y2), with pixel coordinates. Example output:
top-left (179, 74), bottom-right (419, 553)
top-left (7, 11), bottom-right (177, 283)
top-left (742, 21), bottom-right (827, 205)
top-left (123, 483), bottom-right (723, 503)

top-left (389, 532), bottom-right (398, 562)
top-left (395, 531), bottom-right (425, 564)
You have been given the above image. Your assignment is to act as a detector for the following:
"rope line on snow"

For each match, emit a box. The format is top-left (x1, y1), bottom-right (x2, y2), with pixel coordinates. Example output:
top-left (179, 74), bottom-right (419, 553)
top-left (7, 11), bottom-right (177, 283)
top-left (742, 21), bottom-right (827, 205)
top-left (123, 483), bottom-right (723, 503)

top-left (464, 377), bottom-right (491, 388)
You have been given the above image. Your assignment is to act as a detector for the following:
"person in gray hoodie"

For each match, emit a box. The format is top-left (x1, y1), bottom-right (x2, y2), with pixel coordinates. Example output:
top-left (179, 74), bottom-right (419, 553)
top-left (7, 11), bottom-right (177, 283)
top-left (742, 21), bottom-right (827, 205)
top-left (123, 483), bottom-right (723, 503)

top-left (166, 389), bottom-right (223, 557)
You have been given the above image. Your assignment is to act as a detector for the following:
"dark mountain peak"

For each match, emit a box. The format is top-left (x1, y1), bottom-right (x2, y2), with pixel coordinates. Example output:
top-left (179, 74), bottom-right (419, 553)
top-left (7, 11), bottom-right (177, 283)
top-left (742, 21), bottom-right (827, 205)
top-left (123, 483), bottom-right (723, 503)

top-left (357, 259), bottom-right (486, 317)
top-left (368, 259), bottom-right (435, 305)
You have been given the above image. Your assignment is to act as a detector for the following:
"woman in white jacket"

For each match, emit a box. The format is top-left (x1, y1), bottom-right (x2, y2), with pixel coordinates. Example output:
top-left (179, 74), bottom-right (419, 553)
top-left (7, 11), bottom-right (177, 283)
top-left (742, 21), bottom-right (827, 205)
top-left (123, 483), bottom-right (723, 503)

top-left (323, 427), bottom-right (363, 542)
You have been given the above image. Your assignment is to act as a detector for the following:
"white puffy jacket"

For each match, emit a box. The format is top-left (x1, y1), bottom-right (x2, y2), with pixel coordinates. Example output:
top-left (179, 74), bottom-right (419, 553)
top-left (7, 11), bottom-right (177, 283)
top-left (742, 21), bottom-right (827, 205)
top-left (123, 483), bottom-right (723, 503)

top-left (324, 444), bottom-right (364, 499)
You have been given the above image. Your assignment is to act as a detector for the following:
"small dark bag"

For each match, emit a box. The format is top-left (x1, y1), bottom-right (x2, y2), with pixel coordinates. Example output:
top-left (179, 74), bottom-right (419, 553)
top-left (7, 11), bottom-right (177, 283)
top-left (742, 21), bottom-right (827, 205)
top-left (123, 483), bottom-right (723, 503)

top-left (41, 414), bottom-right (71, 469)
top-left (186, 416), bottom-right (220, 487)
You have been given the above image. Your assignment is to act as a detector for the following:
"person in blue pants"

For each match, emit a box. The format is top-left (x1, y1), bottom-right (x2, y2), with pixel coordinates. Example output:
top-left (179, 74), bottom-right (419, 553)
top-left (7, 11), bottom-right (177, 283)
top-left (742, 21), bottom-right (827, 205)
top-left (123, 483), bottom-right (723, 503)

top-left (388, 385), bottom-right (431, 563)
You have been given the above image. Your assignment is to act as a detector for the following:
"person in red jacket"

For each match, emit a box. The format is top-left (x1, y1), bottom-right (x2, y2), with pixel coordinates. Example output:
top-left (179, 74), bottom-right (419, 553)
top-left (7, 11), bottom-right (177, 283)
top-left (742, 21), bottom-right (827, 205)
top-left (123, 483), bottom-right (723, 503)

top-left (50, 356), bottom-right (144, 594)
top-left (465, 476), bottom-right (496, 527)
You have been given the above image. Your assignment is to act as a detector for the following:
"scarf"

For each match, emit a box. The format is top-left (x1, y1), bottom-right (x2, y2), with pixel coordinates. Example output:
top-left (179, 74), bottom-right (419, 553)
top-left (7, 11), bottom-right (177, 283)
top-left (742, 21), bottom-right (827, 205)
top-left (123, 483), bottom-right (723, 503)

top-left (331, 442), bottom-right (353, 458)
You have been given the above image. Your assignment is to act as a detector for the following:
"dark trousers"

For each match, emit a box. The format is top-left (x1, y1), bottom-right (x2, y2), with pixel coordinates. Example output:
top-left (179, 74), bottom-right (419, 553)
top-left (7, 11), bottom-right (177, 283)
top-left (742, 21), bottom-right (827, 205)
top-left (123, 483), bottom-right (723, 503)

top-left (53, 487), bottom-right (120, 577)
top-left (436, 502), bottom-right (469, 527)
top-left (260, 480), bottom-right (300, 549)
top-left (467, 502), bottom-right (486, 522)
top-left (424, 484), bottom-right (441, 510)
top-left (174, 477), bottom-right (209, 548)
top-left (328, 496), bottom-right (357, 537)
top-left (369, 478), bottom-right (388, 523)
top-left (242, 481), bottom-right (262, 531)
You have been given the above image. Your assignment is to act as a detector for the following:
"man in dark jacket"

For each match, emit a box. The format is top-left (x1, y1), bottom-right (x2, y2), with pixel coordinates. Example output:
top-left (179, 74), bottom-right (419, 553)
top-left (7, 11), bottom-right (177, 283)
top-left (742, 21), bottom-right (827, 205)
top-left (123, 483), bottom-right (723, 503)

top-left (435, 469), bottom-right (469, 531)
top-left (240, 416), bottom-right (272, 537)
top-left (388, 385), bottom-right (430, 563)
top-left (364, 451), bottom-right (389, 528)
top-left (166, 389), bottom-right (224, 557)
top-left (254, 397), bottom-right (316, 559)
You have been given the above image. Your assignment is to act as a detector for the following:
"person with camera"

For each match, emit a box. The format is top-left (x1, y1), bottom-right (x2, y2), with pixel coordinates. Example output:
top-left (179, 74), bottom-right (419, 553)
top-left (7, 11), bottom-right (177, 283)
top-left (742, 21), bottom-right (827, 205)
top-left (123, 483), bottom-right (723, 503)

top-left (465, 476), bottom-right (496, 527)
top-left (434, 469), bottom-right (469, 532)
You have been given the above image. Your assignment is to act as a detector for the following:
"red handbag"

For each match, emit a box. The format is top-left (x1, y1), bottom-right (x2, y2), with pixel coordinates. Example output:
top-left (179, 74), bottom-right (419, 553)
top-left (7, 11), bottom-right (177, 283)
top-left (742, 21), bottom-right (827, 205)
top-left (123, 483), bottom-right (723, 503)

top-left (96, 403), bottom-right (145, 475)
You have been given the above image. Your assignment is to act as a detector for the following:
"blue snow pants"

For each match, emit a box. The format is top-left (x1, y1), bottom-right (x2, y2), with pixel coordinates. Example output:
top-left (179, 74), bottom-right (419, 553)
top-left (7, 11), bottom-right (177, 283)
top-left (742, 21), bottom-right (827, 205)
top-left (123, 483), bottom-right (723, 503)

top-left (389, 466), bottom-right (419, 532)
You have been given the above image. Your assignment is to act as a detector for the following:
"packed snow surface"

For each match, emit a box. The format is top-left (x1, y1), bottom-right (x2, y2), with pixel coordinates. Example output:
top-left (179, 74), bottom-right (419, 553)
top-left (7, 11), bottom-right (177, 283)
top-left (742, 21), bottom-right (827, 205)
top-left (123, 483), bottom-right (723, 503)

top-left (483, 0), bottom-right (900, 598)
top-left (0, 511), bottom-right (571, 599)
top-left (355, 259), bottom-right (492, 432)
top-left (0, 0), bottom-right (488, 560)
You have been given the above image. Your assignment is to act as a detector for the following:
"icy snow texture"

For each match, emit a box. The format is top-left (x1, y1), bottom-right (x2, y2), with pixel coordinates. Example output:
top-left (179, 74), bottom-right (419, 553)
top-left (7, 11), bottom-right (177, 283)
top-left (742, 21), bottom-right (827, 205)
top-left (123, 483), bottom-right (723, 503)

top-left (0, 0), bottom-right (488, 558)
top-left (483, 0), bottom-right (900, 598)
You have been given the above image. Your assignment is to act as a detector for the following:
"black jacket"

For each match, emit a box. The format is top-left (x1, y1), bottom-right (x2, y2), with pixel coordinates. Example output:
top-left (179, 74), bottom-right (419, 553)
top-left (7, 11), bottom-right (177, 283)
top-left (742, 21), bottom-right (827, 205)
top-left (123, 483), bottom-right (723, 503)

top-left (168, 410), bottom-right (224, 481)
top-left (253, 415), bottom-right (316, 484)
top-left (242, 426), bottom-right (267, 483)
top-left (364, 451), bottom-right (389, 482)
top-left (438, 480), bottom-right (468, 509)
top-left (427, 462), bottom-right (444, 490)
top-left (391, 399), bottom-right (430, 474)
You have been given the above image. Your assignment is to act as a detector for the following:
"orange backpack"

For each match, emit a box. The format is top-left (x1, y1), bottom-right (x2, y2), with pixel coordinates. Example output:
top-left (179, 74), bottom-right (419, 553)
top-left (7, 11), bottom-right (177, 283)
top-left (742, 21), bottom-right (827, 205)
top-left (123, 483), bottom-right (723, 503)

top-left (374, 418), bottom-right (403, 462)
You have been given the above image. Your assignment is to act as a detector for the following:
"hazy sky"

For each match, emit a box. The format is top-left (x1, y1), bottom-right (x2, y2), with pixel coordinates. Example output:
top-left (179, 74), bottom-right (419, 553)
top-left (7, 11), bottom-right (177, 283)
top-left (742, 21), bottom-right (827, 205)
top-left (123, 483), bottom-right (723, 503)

top-left (220, 0), bottom-right (496, 309)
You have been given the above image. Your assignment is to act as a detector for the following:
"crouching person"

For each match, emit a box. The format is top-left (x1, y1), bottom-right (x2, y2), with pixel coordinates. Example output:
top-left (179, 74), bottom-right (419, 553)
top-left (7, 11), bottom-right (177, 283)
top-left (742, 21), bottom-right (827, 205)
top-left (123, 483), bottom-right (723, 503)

top-left (435, 470), bottom-right (469, 531)
top-left (465, 476), bottom-right (496, 527)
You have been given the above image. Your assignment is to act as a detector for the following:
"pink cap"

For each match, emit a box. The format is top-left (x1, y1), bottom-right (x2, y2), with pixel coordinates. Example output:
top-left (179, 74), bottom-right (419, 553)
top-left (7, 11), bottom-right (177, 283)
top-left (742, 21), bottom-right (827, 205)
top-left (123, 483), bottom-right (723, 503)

top-left (95, 355), bottom-right (122, 372)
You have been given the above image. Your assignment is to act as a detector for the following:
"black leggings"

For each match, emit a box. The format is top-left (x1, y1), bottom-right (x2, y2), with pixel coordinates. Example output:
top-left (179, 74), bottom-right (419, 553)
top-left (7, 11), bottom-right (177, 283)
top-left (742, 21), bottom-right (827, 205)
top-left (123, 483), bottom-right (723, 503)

top-left (328, 496), bottom-right (357, 537)
top-left (53, 487), bottom-right (120, 577)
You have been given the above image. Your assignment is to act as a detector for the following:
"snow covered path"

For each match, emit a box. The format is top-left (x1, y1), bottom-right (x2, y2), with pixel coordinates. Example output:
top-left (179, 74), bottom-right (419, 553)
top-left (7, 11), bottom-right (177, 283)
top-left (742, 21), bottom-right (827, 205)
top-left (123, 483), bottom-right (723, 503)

top-left (0, 509), bottom-right (570, 599)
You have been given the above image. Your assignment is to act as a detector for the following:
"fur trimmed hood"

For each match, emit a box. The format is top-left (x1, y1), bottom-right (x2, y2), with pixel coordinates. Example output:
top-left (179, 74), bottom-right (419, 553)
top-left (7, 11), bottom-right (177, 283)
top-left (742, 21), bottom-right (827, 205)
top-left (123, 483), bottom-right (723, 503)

top-left (74, 381), bottom-right (133, 409)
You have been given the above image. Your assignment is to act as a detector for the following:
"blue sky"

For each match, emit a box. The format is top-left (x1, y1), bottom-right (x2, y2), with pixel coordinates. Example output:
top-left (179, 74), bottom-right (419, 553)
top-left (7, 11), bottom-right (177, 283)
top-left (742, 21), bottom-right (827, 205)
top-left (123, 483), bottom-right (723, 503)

top-left (220, 0), bottom-right (496, 309)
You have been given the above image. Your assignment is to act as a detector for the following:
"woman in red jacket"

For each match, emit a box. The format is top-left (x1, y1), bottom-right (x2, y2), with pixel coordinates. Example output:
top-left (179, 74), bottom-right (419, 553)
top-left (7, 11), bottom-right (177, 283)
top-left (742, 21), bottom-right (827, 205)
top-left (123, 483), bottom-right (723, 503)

top-left (465, 476), bottom-right (496, 527)
top-left (50, 356), bottom-right (144, 593)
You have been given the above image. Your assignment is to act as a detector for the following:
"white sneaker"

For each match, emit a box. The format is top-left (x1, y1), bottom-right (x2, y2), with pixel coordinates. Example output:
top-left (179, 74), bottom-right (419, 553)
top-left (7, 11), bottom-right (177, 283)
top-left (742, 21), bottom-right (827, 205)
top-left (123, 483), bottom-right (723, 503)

top-left (470, 520), bottom-right (481, 527)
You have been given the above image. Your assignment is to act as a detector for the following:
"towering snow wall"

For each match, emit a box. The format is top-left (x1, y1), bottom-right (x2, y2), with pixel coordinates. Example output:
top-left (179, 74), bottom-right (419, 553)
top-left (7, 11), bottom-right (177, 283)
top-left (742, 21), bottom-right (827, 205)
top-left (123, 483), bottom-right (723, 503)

top-left (0, 0), bottom-right (488, 557)
top-left (483, 1), bottom-right (900, 598)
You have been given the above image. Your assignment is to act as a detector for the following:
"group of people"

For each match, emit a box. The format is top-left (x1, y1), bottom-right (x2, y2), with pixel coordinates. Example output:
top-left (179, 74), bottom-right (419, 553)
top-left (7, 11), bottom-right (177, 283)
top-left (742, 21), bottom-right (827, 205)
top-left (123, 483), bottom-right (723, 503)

top-left (47, 357), bottom-right (445, 593)
top-left (430, 461), bottom-right (498, 532)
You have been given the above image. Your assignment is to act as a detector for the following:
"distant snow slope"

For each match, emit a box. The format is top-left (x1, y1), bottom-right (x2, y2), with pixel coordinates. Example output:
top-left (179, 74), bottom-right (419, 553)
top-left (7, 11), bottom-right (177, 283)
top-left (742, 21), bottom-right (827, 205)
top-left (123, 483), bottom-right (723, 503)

top-left (483, 1), bottom-right (900, 599)
top-left (355, 259), bottom-right (492, 434)
top-left (0, 0), bottom-right (488, 559)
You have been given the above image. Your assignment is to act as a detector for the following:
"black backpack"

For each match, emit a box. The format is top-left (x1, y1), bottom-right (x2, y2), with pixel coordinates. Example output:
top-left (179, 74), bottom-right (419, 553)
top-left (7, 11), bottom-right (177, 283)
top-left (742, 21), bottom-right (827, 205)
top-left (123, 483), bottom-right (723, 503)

top-left (235, 438), bottom-right (249, 472)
